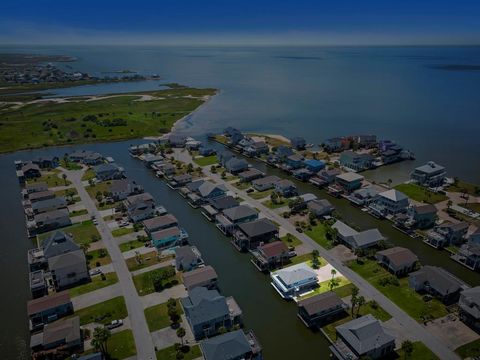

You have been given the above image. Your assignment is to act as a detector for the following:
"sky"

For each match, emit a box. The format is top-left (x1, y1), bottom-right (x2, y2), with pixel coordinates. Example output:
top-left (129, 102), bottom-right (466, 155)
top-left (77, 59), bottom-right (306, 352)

top-left (1, 0), bottom-right (480, 45)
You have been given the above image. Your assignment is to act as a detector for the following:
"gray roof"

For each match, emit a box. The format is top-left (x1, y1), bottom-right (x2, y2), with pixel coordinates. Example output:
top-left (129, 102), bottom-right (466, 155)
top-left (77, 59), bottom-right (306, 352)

top-left (414, 204), bottom-right (437, 215)
top-left (376, 247), bottom-right (418, 268)
top-left (332, 221), bottom-right (358, 238)
top-left (200, 330), bottom-right (251, 360)
top-left (379, 189), bottom-right (408, 202)
top-left (31, 197), bottom-right (67, 212)
top-left (275, 179), bottom-right (296, 189)
top-left (252, 175), bottom-right (280, 186)
top-left (34, 209), bottom-right (70, 224)
top-left (273, 263), bottom-right (317, 287)
top-left (223, 205), bottom-right (257, 221)
top-left (42, 316), bottom-right (81, 346)
top-left (308, 199), bottom-right (332, 212)
top-left (43, 231), bottom-right (80, 259)
top-left (187, 180), bottom-right (205, 192)
top-left (210, 196), bottom-right (239, 211)
top-left (414, 161), bottom-right (445, 174)
top-left (237, 218), bottom-right (277, 238)
top-left (461, 286), bottom-right (480, 306)
top-left (175, 246), bottom-right (202, 270)
top-left (126, 192), bottom-right (154, 205)
top-left (410, 265), bottom-right (463, 296)
top-left (238, 168), bottom-right (263, 178)
top-left (48, 249), bottom-right (86, 270)
top-left (25, 182), bottom-right (48, 192)
top-left (143, 214), bottom-right (177, 230)
top-left (198, 182), bottom-right (226, 198)
top-left (93, 163), bottom-right (122, 174)
top-left (336, 314), bottom-right (394, 355)
top-left (336, 172), bottom-right (364, 182)
top-left (182, 266), bottom-right (218, 290)
top-left (298, 291), bottom-right (344, 316)
top-left (352, 229), bottom-right (384, 248)
top-left (181, 287), bottom-right (229, 327)
top-left (109, 179), bottom-right (136, 193)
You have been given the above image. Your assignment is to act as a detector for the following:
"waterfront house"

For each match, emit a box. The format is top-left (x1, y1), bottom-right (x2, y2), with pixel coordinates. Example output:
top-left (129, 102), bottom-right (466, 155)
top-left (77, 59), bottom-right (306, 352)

top-left (93, 163), bottom-right (125, 181)
top-left (33, 156), bottom-right (59, 169)
top-left (143, 153), bottom-right (164, 168)
top-left (455, 242), bottom-right (480, 271)
top-left (22, 162), bottom-right (41, 179)
top-left (229, 132), bottom-right (244, 146)
top-left (34, 209), bottom-right (71, 233)
top-left (459, 286), bottom-right (480, 332)
top-left (469, 227), bottom-right (480, 245)
top-left (201, 196), bottom-right (239, 221)
top-left (407, 204), bottom-right (437, 229)
top-left (27, 291), bottom-right (73, 331)
top-left (159, 163), bottom-right (176, 176)
top-left (408, 265), bottom-right (464, 304)
top-left (186, 139), bottom-right (202, 150)
top-left (200, 330), bottom-right (263, 360)
top-left (128, 143), bottom-right (153, 156)
top-left (335, 172), bottom-right (364, 193)
top-left (369, 189), bottom-right (409, 217)
top-left (217, 150), bottom-right (235, 166)
top-left (182, 265), bottom-right (218, 291)
top-left (69, 150), bottom-right (103, 165)
top-left (30, 270), bottom-right (47, 299)
top-left (233, 218), bottom-right (278, 251)
top-left (355, 134), bottom-right (377, 148)
top-left (330, 314), bottom-right (395, 360)
top-left (216, 205), bottom-right (258, 235)
top-left (332, 221), bottom-right (384, 250)
top-left (288, 193), bottom-right (318, 212)
top-left (286, 154), bottom-right (304, 169)
top-left (271, 262), bottom-right (318, 299)
top-left (199, 147), bottom-right (216, 157)
top-left (238, 137), bottom-right (254, 149)
top-left (347, 186), bottom-right (379, 207)
top-left (245, 141), bottom-right (269, 157)
top-left (186, 179), bottom-right (205, 193)
top-left (297, 291), bottom-right (347, 328)
top-left (313, 168), bottom-right (342, 187)
top-left (304, 159), bottom-right (325, 172)
top-left (290, 136), bottom-right (307, 150)
top-left (143, 214), bottom-right (178, 235)
top-left (25, 182), bottom-right (48, 194)
top-left (381, 145), bottom-right (404, 164)
top-left (375, 247), bottom-right (418, 276)
top-left (274, 179), bottom-right (298, 197)
top-left (225, 157), bottom-right (249, 174)
top-left (197, 182), bottom-right (227, 201)
top-left (31, 197), bottom-right (67, 214)
top-left (251, 241), bottom-right (289, 271)
top-left (181, 287), bottom-right (242, 340)
top-left (308, 199), bottom-right (335, 217)
top-left (238, 168), bottom-right (264, 183)
top-left (293, 168), bottom-right (313, 181)
top-left (174, 245), bottom-right (204, 272)
top-left (224, 126), bottom-right (242, 137)
top-left (252, 175), bottom-right (280, 191)
top-left (30, 316), bottom-right (81, 354)
top-left (410, 161), bottom-right (446, 187)
top-left (275, 145), bottom-right (294, 160)
top-left (108, 179), bottom-right (143, 201)
top-left (170, 174), bottom-right (192, 188)
top-left (426, 222), bottom-right (469, 248)
top-left (339, 151), bottom-right (375, 172)
top-left (29, 190), bottom-right (55, 203)
top-left (323, 137), bottom-right (345, 153)
top-left (169, 134), bottom-right (187, 147)
top-left (125, 192), bottom-right (155, 222)
top-left (151, 226), bottom-right (188, 249)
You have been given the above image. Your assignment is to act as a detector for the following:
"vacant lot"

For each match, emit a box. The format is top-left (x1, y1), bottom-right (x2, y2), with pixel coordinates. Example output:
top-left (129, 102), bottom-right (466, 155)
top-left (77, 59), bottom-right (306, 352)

top-left (144, 299), bottom-right (184, 332)
top-left (305, 223), bottom-right (333, 249)
top-left (74, 296), bottom-right (127, 325)
top-left (156, 344), bottom-right (201, 360)
top-left (394, 183), bottom-right (448, 204)
top-left (39, 220), bottom-right (100, 245)
top-left (132, 266), bottom-right (180, 296)
top-left (69, 272), bottom-right (119, 297)
top-left (193, 155), bottom-right (218, 166)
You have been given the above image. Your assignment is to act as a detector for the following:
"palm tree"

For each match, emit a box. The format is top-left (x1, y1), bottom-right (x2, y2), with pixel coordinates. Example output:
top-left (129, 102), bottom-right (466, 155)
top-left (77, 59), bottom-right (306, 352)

top-left (176, 327), bottom-right (186, 346)
top-left (356, 296), bottom-right (366, 318)
top-left (62, 173), bottom-right (68, 185)
top-left (330, 268), bottom-right (337, 285)
top-left (91, 327), bottom-right (111, 357)
top-left (80, 241), bottom-right (91, 255)
top-left (351, 287), bottom-right (359, 317)
top-left (446, 200), bottom-right (453, 210)
top-left (401, 340), bottom-right (414, 359)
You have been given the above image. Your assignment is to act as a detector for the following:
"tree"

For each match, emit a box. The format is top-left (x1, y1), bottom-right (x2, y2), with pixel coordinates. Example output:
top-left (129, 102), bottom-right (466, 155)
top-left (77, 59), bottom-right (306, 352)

top-left (351, 287), bottom-right (359, 317)
top-left (331, 268), bottom-right (337, 282)
top-left (134, 250), bottom-right (143, 265)
top-left (401, 340), bottom-right (414, 359)
top-left (176, 327), bottom-right (186, 346)
top-left (80, 240), bottom-right (91, 255)
top-left (91, 327), bottom-right (111, 357)
top-left (186, 163), bottom-right (194, 174)
top-left (62, 173), bottom-right (68, 185)
top-left (387, 178), bottom-right (392, 188)
top-left (356, 296), bottom-right (366, 318)
top-left (270, 191), bottom-right (279, 204)
top-left (446, 200), bottom-right (453, 210)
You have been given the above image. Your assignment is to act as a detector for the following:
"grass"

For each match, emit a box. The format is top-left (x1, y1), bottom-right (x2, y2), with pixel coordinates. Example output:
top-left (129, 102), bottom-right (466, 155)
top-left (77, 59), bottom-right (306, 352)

top-left (86, 248), bottom-right (112, 267)
top-left (60, 159), bottom-right (83, 170)
top-left (397, 341), bottom-right (439, 360)
top-left (125, 251), bottom-right (174, 272)
top-left (455, 338), bottom-right (480, 358)
top-left (348, 259), bottom-right (448, 322)
top-left (249, 189), bottom-right (274, 199)
top-left (193, 155), bottom-right (218, 166)
top-left (280, 234), bottom-right (302, 247)
top-left (82, 168), bottom-right (96, 181)
top-left (119, 239), bottom-right (145, 252)
top-left (54, 187), bottom-right (78, 198)
top-left (69, 209), bottom-right (88, 217)
top-left (105, 330), bottom-right (137, 360)
top-left (0, 86), bottom-right (216, 153)
top-left (112, 227), bottom-right (134, 237)
top-left (39, 220), bottom-right (100, 245)
top-left (262, 199), bottom-right (287, 209)
top-left (284, 252), bottom-right (320, 267)
top-left (447, 180), bottom-right (480, 196)
top-left (26, 171), bottom-right (71, 187)
top-left (394, 183), bottom-right (448, 204)
top-left (465, 203), bottom-right (480, 213)
top-left (68, 272), bottom-right (119, 297)
top-left (233, 181), bottom-right (251, 190)
top-left (85, 181), bottom-right (112, 199)
top-left (332, 283), bottom-right (356, 298)
top-left (305, 222), bottom-right (334, 250)
top-left (298, 276), bottom-right (351, 300)
top-left (73, 296), bottom-right (127, 325)
top-left (144, 299), bottom-right (184, 332)
top-left (132, 266), bottom-right (180, 296)
top-left (156, 345), bottom-right (202, 360)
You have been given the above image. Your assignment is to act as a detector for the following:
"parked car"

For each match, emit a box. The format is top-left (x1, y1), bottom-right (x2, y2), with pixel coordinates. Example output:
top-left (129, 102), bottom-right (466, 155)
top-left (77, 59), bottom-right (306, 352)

top-left (246, 188), bottom-right (254, 193)
top-left (89, 269), bottom-right (102, 276)
top-left (106, 319), bottom-right (123, 329)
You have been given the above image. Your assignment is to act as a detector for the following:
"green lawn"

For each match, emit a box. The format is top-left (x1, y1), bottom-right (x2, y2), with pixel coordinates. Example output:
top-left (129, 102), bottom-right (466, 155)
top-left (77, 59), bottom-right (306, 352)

top-left (106, 329), bottom-right (137, 360)
top-left (249, 189), bottom-right (274, 199)
top-left (112, 227), bottom-right (134, 237)
top-left (298, 276), bottom-right (351, 301)
top-left (455, 338), bottom-right (480, 358)
top-left (82, 168), bottom-right (96, 181)
top-left (348, 259), bottom-right (448, 322)
top-left (233, 181), bottom-right (251, 190)
top-left (125, 252), bottom-right (174, 272)
top-left (156, 345), bottom-right (202, 360)
top-left (465, 203), bottom-right (480, 213)
top-left (60, 159), bottom-right (83, 170)
top-left (85, 181), bottom-right (112, 199)
top-left (73, 296), bottom-right (127, 325)
top-left (39, 220), bottom-right (100, 245)
top-left (70, 209), bottom-right (88, 217)
top-left (305, 223), bottom-right (334, 249)
top-left (119, 239), bottom-right (145, 252)
top-left (394, 183), bottom-right (448, 204)
top-left (280, 234), bottom-right (302, 247)
top-left (193, 155), bottom-right (218, 166)
top-left (144, 299), bottom-right (184, 332)
top-left (447, 180), bottom-right (480, 196)
top-left (332, 283), bottom-right (356, 298)
top-left (68, 272), bottom-right (119, 297)
top-left (397, 341), bottom-right (439, 360)
top-left (86, 248), bottom-right (111, 267)
top-left (26, 171), bottom-right (71, 187)
top-left (262, 199), bottom-right (287, 209)
top-left (132, 266), bottom-right (180, 296)
top-left (55, 187), bottom-right (78, 198)
top-left (0, 86), bottom-right (216, 153)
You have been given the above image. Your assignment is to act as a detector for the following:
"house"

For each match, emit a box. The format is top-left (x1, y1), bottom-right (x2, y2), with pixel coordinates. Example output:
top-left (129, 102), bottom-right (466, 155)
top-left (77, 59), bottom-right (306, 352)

top-left (369, 189), bottom-right (409, 217)
top-left (244, 141), bottom-right (269, 157)
top-left (339, 151), bottom-right (375, 171)
top-left (275, 146), bottom-right (294, 160)
top-left (200, 329), bottom-right (263, 360)
top-left (69, 150), bottom-right (103, 165)
top-left (93, 163), bottom-right (124, 181)
top-left (355, 134), bottom-right (377, 148)
top-left (125, 193), bottom-right (155, 222)
top-left (252, 175), bottom-right (280, 191)
top-left (251, 241), bottom-right (290, 271)
top-left (408, 265), bottom-right (464, 304)
top-left (29, 190), bottom-right (55, 203)
top-left (216, 205), bottom-right (258, 235)
top-left (308, 199), bottom-right (335, 217)
top-left (143, 214), bottom-right (178, 235)
top-left (347, 186), bottom-right (379, 207)
top-left (332, 221), bottom-right (384, 250)
top-left (225, 157), bottom-right (249, 174)
top-left (426, 222), bottom-right (469, 248)
top-left (224, 126), bottom-right (242, 137)
top-left (25, 182), bottom-right (48, 194)
top-left (169, 134), bottom-right (187, 147)
top-left (238, 137), bottom-right (253, 149)
top-left (186, 139), bottom-right (202, 150)
top-left (375, 247), bottom-right (418, 276)
top-left (33, 156), bottom-right (59, 169)
top-left (199, 147), bottom-right (216, 157)
top-left (469, 227), bottom-right (480, 245)
top-left (143, 153), bottom-right (164, 168)
top-left (31, 197), bottom-right (67, 214)
top-left (30, 316), bottom-right (81, 353)
top-left (159, 163), bottom-right (176, 176)
top-left (108, 179), bottom-right (143, 201)
top-left (459, 286), bottom-right (480, 332)
top-left (202, 196), bottom-right (240, 221)
top-left (182, 265), bottom-right (218, 291)
top-left (181, 287), bottom-right (242, 340)
top-left (271, 262), bottom-right (319, 299)
top-left (238, 168), bottom-right (264, 183)
top-left (27, 291), bottom-right (73, 331)
top-left (170, 174), bottom-right (192, 187)
top-left (232, 218), bottom-right (278, 251)
top-left (34, 209), bottom-right (71, 233)
top-left (128, 143), bottom-right (153, 156)
top-left (312, 168), bottom-right (342, 187)
top-left (217, 151), bottom-right (234, 166)
top-left (304, 159), bottom-right (325, 173)
top-left (174, 245), bottom-right (204, 272)
top-left (274, 179), bottom-right (297, 197)
top-left (330, 314), bottom-right (395, 360)
top-left (30, 270), bottom-right (47, 299)
top-left (410, 161), bottom-right (446, 187)
top-left (151, 226), bottom-right (188, 249)
top-left (197, 182), bottom-right (227, 200)
top-left (22, 163), bottom-right (41, 179)
top-left (455, 242), bottom-right (480, 271)
top-left (286, 154), bottom-right (304, 169)
top-left (323, 137), bottom-right (345, 153)
top-left (297, 291), bottom-right (347, 327)
top-left (407, 204), bottom-right (437, 229)
top-left (290, 136), bottom-right (306, 150)
top-left (381, 145), bottom-right (404, 164)
top-left (335, 172), bottom-right (364, 193)
top-left (293, 168), bottom-right (313, 181)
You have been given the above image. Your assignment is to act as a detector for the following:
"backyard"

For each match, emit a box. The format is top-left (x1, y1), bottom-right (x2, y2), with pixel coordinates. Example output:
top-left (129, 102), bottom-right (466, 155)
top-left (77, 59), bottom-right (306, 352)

top-left (394, 183), bottom-right (448, 204)
top-left (249, 189), bottom-right (274, 200)
top-left (280, 233), bottom-right (302, 247)
top-left (26, 171), bottom-right (71, 187)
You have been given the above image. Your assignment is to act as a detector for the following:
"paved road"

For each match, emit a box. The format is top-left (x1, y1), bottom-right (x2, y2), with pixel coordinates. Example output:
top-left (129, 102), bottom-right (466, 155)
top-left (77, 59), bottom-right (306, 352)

top-left (65, 169), bottom-right (157, 360)
top-left (174, 149), bottom-right (460, 360)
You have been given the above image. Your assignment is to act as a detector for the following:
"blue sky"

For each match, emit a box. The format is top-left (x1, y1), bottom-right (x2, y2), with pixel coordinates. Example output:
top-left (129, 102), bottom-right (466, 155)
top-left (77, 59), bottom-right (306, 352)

top-left (1, 0), bottom-right (480, 45)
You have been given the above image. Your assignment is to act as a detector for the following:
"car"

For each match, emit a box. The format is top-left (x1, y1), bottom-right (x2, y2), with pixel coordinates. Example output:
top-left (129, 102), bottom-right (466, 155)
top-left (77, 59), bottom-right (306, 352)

top-left (246, 188), bottom-right (254, 193)
top-left (93, 219), bottom-right (99, 225)
top-left (106, 319), bottom-right (123, 329)
top-left (89, 269), bottom-right (102, 276)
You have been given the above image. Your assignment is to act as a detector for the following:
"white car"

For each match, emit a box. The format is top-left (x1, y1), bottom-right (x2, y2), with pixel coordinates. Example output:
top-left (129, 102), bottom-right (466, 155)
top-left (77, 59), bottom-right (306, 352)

top-left (89, 269), bottom-right (102, 276)
top-left (106, 319), bottom-right (123, 329)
